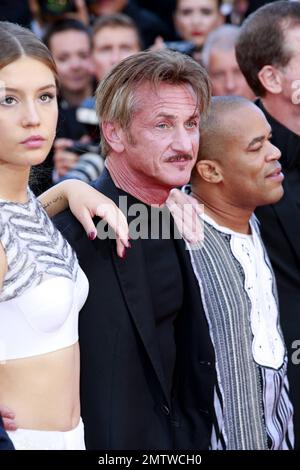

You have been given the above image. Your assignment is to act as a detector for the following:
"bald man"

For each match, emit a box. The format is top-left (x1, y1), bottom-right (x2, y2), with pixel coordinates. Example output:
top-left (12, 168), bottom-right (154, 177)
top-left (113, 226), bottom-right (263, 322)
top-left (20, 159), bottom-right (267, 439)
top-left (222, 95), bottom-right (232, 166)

top-left (169, 96), bottom-right (294, 449)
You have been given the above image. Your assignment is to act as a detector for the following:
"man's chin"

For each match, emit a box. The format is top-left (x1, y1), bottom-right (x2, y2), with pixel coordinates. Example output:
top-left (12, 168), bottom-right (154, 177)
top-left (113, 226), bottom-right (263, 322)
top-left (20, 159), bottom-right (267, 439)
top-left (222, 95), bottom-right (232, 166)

top-left (166, 172), bottom-right (193, 189)
top-left (258, 187), bottom-right (284, 206)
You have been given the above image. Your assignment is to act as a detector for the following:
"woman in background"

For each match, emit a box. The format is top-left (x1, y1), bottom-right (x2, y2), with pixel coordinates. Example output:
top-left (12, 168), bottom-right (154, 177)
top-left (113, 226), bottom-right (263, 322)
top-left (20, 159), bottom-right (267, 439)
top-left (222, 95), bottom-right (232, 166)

top-left (173, 0), bottom-right (223, 60)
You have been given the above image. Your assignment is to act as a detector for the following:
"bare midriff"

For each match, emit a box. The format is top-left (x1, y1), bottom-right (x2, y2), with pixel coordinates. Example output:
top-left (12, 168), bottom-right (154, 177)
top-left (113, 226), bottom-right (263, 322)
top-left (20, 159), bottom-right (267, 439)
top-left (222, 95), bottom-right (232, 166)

top-left (0, 342), bottom-right (80, 431)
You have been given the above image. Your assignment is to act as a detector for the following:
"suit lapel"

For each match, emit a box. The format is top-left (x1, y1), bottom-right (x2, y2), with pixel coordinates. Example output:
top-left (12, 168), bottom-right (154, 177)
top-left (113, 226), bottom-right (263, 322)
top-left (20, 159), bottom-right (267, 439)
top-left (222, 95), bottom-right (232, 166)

top-left (94, 170), bottom-right (170, 405)
top-left (111, 240), bottom-right (170, 405)
top-left (272, 184), bottom-right (300, 263)
top-left (256, 100), bottom-right (300, 262)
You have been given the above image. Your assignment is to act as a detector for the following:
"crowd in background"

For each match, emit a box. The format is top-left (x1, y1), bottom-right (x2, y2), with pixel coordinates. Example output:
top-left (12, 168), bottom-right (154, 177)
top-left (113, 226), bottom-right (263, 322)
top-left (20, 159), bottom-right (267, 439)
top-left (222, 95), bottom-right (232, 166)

top-left (0, 0), bottom-right (272, 193)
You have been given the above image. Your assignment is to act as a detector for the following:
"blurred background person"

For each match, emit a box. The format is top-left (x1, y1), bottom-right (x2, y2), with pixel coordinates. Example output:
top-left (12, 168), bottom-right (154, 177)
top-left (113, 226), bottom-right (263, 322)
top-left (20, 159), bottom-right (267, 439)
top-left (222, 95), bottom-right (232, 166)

top-left (224, 0), bottom-right (249, 25)
top-left (236, 0), bottom-right (300, 449)
top-left (44, 19), bottom-right (93, 112)
top-left (42, 18), bottom-right (94, 191)
top-left (224, 0), bottom-right (277, 25)
top-left (88, 0), bottom-right (169, 48)
top-left (201, 24), bottom-right (254, 98)
top-left (92, 13), bottom-right (141, 81)
top-left (173, 0), bottom-right (224, 60)
top-left (28, 0), bottom-right (90, 38)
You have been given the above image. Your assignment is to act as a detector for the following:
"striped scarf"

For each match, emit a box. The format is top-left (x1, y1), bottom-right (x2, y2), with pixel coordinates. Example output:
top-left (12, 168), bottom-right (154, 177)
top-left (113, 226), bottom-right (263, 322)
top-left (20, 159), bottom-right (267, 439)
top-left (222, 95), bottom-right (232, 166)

top-left (188, 215), bottom-right (294, 449)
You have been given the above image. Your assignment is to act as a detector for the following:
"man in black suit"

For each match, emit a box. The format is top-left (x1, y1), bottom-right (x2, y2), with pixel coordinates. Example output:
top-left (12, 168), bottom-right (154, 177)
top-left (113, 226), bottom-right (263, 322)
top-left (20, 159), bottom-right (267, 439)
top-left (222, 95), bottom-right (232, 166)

top-left (236, 0), bottom-right (300, 449)
top-left (54, 49), bottom-right (216, 450)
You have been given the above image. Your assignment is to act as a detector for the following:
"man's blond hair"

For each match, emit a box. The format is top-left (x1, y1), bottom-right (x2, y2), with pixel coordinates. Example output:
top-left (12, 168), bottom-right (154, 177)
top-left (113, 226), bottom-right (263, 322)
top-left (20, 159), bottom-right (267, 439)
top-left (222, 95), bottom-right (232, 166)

top-left (96, 49), bottom-right (211, 156)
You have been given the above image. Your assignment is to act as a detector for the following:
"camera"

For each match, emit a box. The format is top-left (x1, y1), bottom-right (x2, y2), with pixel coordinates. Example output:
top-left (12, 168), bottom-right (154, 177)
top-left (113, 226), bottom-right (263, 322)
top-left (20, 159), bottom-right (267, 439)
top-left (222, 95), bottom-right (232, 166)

top-left (66, 141), bottom-right (99, 155)
top-left (76, 96), bottom-right (99, 142)
top-left (63, 142), bottom-right (104, 184)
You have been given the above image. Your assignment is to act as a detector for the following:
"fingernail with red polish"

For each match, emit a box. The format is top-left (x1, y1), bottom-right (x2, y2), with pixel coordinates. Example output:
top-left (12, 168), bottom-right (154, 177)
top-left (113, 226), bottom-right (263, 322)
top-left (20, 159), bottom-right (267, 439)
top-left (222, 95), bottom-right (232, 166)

top-left (88, 231), bottom-right (96, 240)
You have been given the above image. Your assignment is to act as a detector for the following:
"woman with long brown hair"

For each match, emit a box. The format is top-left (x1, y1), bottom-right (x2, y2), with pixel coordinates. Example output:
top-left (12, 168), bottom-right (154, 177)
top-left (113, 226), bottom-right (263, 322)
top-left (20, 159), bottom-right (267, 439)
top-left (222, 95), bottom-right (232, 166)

top-left (0, 21), bottom-right (128, 450)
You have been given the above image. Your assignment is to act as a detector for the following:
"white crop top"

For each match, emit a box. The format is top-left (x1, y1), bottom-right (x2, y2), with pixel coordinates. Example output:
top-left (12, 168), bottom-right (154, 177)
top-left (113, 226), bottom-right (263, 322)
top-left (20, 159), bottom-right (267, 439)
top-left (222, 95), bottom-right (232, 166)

top-left (0, 189), bottom-right (89, 361)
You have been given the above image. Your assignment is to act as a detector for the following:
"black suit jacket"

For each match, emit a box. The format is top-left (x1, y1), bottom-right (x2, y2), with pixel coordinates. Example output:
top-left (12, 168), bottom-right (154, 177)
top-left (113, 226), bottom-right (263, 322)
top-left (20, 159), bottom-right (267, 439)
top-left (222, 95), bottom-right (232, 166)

top-left (54, 169), bottom-right (216, 450)
top-left (255, 100), bottom-right (300, 449)
top-left (0, 417), bottom-right (14, 450)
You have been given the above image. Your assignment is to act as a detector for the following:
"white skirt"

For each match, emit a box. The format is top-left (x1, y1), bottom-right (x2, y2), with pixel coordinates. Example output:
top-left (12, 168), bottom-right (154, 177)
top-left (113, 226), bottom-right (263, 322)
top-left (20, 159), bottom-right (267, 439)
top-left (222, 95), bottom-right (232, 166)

top-left (7, 418), bottom-right (85, 450)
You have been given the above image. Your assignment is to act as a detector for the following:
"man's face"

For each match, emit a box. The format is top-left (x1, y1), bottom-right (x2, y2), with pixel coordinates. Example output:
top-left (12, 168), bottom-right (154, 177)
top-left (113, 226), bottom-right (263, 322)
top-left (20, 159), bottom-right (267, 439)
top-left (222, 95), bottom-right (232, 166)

top-left (92, 26), bottom-right (140, 81)
top-left (219, 104), bottom-right (283, 209)
top-left (49, 30), bottom-right (92, 93)
top-left (233, 0), bottom-right (249, 15)
top-left (116, 82), bottom-right (200, 190)
top-left (277, 26), bottom-right (300, 106)
top-left (208, 48), bottom-right (254, 99)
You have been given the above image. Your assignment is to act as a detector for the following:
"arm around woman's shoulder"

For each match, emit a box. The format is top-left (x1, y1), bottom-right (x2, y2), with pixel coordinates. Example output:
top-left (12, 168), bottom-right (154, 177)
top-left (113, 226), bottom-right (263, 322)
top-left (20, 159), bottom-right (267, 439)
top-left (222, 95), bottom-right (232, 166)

top-left (39, 180), bottom-right (129, 258)
top-left (53, 207), bottom-right (87, 247)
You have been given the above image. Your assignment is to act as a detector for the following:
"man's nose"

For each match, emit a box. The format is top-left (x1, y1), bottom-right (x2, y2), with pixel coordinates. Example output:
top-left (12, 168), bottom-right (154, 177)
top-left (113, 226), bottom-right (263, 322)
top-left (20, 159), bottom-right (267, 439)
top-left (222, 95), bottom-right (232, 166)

top-left (267, 141), bottom-right (281, 161)
top-left (110, 48), bottom-right (121, 66)
top-left (70, 57), bottom-right (83, 69)
top-left (171, 126), bottom-right (194, 154)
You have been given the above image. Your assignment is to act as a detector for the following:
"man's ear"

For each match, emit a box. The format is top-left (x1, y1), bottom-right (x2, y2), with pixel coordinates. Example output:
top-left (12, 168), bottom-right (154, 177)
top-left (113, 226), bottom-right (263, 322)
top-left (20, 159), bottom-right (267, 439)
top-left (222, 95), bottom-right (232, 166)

top-left (101, 121), bottom-right (125, 153)
top-left (195, 160), bottom-right (223, 183)
top-left (258, 65), bottom-right (283, 94)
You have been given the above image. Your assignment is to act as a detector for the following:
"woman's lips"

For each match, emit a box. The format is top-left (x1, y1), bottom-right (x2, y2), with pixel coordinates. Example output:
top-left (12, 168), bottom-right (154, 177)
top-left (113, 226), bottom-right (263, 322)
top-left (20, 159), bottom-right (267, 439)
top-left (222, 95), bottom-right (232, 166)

top-left (20, 136), bottom-right (45, 149)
